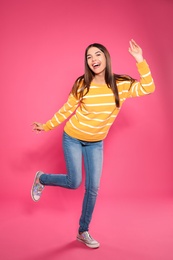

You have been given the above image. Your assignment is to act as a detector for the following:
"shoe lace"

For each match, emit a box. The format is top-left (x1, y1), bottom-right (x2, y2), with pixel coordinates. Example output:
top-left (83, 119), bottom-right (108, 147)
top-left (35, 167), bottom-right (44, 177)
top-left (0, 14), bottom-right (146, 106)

top-left (82, 232), bottom-right (93, 241)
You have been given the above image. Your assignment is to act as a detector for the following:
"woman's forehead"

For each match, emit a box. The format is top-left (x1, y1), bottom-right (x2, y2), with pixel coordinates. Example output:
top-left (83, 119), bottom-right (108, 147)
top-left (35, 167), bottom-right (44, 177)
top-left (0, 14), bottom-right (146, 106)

top-left (87, 46), bottom-right (102, 55)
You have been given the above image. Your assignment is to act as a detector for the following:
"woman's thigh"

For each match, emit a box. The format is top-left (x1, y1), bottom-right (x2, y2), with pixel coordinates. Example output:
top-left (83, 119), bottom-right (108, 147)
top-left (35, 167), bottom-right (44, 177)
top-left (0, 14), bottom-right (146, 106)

top-left (63, 132), bottom-right (83, 185)
top-left (82, 140), bottom-right (103, 190)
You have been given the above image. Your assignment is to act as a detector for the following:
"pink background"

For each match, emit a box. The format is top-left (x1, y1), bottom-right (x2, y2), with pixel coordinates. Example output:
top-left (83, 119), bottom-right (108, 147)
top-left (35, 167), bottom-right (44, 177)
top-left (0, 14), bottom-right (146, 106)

top-left (0, 0), bottom-right (173, 259)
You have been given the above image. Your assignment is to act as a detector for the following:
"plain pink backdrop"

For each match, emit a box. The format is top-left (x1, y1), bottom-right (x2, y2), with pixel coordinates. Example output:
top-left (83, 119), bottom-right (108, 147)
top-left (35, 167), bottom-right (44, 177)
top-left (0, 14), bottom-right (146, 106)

top-left (0, 0), bottom-right (173, 259)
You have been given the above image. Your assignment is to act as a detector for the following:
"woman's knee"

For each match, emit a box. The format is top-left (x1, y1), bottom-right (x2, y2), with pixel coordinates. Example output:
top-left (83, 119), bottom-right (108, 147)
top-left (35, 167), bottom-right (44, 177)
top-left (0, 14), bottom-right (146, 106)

top-left (69, 179), bottom-right (81, 189)
top-left (86, 185), bottom-right (99, 195)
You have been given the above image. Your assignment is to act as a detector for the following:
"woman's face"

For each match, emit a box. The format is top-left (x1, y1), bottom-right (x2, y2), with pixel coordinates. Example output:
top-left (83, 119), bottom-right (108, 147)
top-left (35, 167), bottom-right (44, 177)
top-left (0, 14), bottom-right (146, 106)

top-left (86, 47), bottom-right (106, 76)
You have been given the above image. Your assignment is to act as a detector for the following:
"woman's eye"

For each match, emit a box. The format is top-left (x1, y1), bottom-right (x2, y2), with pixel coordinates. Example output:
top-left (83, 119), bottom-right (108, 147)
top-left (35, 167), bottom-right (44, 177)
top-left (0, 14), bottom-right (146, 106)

top-left (96, 54), bottom-right (101, 58)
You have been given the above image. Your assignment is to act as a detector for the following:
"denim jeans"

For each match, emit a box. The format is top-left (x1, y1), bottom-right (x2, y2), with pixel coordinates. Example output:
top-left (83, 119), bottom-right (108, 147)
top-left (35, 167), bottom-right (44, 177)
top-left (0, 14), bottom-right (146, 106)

top-left (40, 131), bottom-right (103, 233)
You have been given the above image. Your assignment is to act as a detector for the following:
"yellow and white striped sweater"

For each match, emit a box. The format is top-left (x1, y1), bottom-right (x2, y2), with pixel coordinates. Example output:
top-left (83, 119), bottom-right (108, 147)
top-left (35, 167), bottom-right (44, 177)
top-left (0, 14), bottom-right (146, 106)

top-left (43, 60), bottom-right (155, 141)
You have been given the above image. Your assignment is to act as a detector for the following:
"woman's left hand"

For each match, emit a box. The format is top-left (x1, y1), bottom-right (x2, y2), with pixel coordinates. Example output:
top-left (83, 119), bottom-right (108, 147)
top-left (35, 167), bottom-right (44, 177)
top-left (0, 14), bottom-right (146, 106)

top-left (128, 39), bottom-right (144, 63)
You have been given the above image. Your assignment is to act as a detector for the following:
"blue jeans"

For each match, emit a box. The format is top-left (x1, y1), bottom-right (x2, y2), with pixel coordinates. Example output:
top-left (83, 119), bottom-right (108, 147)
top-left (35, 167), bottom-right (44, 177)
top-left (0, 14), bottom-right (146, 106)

top-left (40, 131), bottom-right (103, 233)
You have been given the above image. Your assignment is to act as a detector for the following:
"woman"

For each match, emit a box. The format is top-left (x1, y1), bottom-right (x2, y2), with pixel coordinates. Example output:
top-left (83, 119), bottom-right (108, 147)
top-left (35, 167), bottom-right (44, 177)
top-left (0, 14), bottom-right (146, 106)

top-left (31, 39), bottom-right (155, 248)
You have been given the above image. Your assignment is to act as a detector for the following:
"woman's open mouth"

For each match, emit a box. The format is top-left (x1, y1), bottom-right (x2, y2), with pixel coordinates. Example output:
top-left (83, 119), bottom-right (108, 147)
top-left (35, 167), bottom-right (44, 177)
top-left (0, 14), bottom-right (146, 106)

top-left (92, 62), bottom-right (101, 69)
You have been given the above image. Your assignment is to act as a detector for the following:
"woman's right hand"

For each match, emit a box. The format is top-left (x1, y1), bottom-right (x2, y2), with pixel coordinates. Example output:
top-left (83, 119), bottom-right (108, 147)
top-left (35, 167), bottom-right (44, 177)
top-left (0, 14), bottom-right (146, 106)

top-left (32, 122), bottom-right (44, 132)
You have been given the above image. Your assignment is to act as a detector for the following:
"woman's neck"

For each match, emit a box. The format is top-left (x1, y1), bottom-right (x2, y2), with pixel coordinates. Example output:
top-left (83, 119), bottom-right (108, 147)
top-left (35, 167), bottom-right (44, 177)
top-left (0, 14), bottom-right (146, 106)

top-left (93, 74), bottom-right (106, 85)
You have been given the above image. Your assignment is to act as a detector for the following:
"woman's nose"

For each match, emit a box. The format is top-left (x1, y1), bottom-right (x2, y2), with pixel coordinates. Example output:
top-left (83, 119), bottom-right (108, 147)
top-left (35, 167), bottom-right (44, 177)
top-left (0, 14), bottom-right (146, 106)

top-left (92, 56), bottom-right (96, 62)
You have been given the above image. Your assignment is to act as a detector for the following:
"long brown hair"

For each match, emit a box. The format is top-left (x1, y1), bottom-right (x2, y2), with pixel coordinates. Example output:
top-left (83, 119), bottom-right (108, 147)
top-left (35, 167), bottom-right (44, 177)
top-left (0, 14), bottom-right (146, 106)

top-left (71, 43), bottom-right (135, 108)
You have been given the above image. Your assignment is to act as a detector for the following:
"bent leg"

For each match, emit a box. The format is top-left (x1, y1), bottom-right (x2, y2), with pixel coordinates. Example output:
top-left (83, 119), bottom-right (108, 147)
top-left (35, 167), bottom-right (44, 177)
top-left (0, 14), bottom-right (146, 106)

top-left (40, 132), bottom-right (82, 189)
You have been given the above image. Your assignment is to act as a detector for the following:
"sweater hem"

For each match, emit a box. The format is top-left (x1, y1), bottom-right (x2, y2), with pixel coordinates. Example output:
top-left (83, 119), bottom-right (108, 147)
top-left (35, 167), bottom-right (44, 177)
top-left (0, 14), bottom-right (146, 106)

top-left (64, 126), bottom-right (106, 142)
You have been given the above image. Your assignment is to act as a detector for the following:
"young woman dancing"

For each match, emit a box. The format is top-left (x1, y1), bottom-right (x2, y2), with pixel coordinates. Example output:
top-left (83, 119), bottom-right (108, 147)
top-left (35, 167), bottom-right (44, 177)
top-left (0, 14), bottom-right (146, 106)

top-left (31, 39), bottom-right (155, 248)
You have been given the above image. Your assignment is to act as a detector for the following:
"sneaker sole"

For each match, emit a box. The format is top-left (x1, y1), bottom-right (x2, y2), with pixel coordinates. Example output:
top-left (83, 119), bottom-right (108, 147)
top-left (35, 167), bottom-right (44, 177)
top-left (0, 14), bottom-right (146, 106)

top-left (77, 237), bottom-right (100, 249)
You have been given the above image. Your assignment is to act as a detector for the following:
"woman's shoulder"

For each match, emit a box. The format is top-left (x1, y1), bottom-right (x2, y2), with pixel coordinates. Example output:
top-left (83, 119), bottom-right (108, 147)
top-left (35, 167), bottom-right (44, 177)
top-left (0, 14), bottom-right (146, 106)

top-left (114, 74), bottom-right (135, 86)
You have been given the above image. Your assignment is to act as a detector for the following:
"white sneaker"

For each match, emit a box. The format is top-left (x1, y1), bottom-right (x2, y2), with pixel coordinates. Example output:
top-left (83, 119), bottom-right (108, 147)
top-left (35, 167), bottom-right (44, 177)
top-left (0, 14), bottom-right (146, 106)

top-left (77, 231), bottom-right (100, 248)
top-left (31, 171), bottom-right (44, 202)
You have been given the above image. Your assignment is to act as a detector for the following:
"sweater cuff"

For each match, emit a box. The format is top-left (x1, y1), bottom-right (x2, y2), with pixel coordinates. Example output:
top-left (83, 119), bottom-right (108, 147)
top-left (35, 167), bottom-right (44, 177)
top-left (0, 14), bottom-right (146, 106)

top-left (43, 124), bottom-right (51, 131)
top-left (136, 59), bottom-right (148, 69)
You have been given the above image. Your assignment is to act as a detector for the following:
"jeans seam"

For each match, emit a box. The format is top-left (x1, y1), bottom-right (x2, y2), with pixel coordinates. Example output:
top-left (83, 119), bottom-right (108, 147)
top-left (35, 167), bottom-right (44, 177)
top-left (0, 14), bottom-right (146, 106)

top-left (82, 148), bottom-right (90, 231)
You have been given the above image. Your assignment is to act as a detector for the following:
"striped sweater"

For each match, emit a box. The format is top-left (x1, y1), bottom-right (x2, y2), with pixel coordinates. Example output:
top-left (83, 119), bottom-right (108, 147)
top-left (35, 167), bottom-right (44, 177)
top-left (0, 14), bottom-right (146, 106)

top-left (43, 60), bottom-right (155, 141)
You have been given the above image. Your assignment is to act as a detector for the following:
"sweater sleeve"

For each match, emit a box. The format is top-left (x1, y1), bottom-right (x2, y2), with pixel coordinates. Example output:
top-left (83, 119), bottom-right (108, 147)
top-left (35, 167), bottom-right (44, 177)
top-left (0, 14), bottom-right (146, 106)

top-left (43, 93), bottom-right (79, 131)
top-left (122, 60), bottom-right (155, 99)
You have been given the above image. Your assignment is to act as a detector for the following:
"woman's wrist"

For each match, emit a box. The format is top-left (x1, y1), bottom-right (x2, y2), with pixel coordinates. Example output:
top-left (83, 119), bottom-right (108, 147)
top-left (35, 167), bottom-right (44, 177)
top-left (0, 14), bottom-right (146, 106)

top-left (135, 56), bottom-right (144, 63)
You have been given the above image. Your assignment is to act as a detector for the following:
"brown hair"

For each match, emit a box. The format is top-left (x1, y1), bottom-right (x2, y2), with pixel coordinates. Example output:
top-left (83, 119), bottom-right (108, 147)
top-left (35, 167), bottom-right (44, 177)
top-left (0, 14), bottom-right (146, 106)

top-left (71, 43), bottom-right (135, 108)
